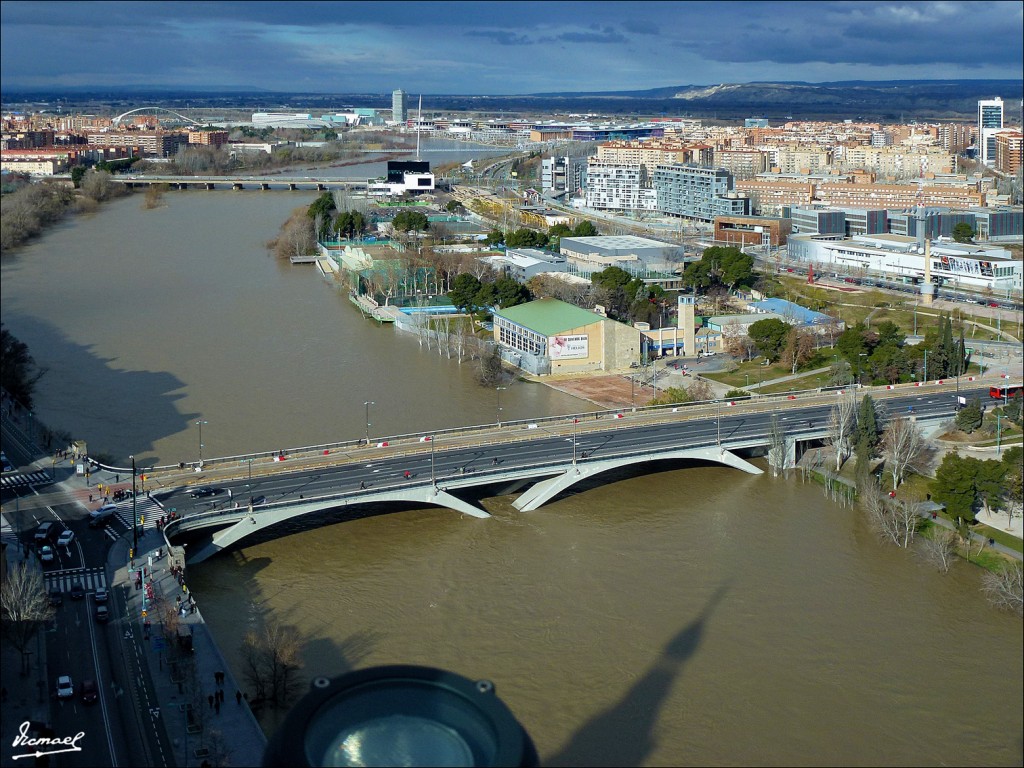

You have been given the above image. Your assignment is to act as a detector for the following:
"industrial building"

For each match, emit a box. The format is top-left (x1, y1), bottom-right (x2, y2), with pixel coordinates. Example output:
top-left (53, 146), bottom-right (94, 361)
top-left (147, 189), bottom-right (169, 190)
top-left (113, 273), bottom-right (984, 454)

top-left (558, 235), bottom-right (686, 279)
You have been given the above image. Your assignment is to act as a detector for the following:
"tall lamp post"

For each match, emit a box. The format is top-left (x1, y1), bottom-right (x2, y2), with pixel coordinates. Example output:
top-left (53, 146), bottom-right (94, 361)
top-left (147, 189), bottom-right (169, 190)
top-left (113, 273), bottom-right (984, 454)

top-left (195, 419), bottom-right (207, 466)
top-left (363, 401), bottom-right (375, 444)
top-left (130, 454), bottom-right (138, 552)
top-left (496, 386), bottom-right (507, 427)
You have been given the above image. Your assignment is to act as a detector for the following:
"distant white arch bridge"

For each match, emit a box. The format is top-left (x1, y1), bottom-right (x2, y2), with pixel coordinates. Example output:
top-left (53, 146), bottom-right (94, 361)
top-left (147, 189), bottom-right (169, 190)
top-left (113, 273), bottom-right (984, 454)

top-left (112, 107), bottom-right (204, 127)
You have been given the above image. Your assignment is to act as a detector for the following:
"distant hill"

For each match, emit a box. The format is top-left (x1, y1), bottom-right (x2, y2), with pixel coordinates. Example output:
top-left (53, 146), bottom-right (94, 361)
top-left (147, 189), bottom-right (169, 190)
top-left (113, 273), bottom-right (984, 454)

top-left (3, 80), bottom-right (1021, 122)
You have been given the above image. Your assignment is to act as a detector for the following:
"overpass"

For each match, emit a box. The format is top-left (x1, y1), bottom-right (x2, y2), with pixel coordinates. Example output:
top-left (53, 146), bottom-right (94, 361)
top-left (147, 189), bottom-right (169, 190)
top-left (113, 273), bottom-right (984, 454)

top-left (141, 381), bottom-right (984, 564)
top-left (113, 174), bottom-right (370, 192)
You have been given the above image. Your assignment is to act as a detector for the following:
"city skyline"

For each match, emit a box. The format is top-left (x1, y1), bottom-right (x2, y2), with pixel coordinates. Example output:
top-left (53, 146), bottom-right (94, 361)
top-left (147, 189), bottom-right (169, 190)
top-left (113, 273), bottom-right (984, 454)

top-left (1, 0), bottom-right (1022, 95)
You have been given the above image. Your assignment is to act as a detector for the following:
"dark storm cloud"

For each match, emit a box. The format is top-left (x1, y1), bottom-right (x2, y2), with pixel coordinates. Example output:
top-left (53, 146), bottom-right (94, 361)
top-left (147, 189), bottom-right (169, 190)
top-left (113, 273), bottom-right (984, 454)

top-left (1, 1), bottom-right (1020, 93)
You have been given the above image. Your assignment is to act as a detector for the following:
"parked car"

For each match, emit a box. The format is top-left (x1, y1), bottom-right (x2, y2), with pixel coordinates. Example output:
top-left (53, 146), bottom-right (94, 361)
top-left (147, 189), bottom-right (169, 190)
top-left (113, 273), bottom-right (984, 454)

top-left (56, 675), bottom-right (74, 699)
top-left (95, 605), bottom-right (109, 623)
top-left (69, 582), bottom-right (86, 600)
top-left (81, 679), bottom-right (99, 705)
top-left (57, 529), bottom-right (75, 547)
top-left (39, 545), bottom-right (55, 564)
top-left (94, 588), bottom-right (108, 604)
top-left (49, 588), bottom-right (63, 607)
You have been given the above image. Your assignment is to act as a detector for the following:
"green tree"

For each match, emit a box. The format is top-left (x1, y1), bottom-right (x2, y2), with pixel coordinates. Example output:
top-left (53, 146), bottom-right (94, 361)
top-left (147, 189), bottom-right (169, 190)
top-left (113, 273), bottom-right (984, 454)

top-left (70, 166), bottom-right (87, 188)
top-left (491, 276), bottom-right (531, 309)
top-left (951, 222), bottom-right (976, 243)
top-left (855, 394), bottom-right (880, 455)
top-left (448, 273), bottom-right (482, 312)
top-left (747, 318), bottom-right (790, 362)
top-left (392, 210), bottom-right (430, 232)
top-left (572, 220), bottom-right (598, 237)
top-left (484, 229), bottom-right (505, 247)
top-left (930, 453), bottom-right (980, 522)
top-left (0, 324), bottom-right (42, 408)
top-left (955, 398), bottom-right (983, 433)
top-left (505, 227), bottom-right (548, 249)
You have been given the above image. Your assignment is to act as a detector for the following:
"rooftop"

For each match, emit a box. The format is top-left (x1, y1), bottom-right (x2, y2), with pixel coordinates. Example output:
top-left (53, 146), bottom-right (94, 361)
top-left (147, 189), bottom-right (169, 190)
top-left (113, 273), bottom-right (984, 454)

top-left (495, 298), bottom-right (606, 336)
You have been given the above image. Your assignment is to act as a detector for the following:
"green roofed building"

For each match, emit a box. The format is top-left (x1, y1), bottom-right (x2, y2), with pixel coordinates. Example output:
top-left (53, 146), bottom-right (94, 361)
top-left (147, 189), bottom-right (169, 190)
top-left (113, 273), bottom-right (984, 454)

top-left (493, 298), bottom-right (641, 375)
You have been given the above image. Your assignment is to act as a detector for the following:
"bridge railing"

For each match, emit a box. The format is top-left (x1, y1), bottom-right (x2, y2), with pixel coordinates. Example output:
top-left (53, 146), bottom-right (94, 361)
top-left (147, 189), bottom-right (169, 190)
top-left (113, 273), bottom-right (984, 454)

top-left (131, 374), bottom-right (981, 480)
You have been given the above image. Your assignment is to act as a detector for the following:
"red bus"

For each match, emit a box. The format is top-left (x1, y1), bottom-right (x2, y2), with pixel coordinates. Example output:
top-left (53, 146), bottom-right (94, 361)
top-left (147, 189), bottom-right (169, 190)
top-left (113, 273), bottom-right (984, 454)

top-left (989, 384), bottom-right (1023, 400)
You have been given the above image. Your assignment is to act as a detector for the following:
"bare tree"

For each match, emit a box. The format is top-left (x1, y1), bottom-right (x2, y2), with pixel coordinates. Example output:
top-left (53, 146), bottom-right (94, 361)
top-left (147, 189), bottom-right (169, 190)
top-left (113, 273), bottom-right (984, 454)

top-left (1, 562), bottom-right (54, 674)
top-left (880, 416), bottom-right (925, 490)
top-left (767, 413), bottom-right (788, 477)
top-left (919, 528), bottom-right (958, 573)
top-left (781, 328), bottom-right (816, 374)
top-left (686, 378), bottom-right (714, 403)
top-left (827, 391), bottom-right (858, 471)
top-left (859, 478), bottom-right (919, 548)
top-left (240, 619), bottom-right (305, 709)
top-left (981, 562), bottom-right (1023, 616)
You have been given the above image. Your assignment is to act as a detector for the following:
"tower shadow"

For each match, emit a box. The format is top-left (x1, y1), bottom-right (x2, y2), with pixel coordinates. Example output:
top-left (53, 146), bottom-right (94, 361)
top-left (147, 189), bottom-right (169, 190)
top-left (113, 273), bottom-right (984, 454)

top-left (547, 582), bottom-right (731, 767)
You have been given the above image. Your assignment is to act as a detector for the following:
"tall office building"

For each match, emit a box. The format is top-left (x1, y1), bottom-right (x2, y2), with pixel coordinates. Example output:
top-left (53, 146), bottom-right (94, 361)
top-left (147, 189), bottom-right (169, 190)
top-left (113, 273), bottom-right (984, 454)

top-left (392, 89), bottom-right (408, 125)
top-left (978, 97), bottom-right (1004, 166)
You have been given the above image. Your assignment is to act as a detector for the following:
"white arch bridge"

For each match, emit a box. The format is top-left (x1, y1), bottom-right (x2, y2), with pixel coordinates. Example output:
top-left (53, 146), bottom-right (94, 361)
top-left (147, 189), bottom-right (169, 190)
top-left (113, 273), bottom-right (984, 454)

top-left (112, 107), bottom-right (205, 126)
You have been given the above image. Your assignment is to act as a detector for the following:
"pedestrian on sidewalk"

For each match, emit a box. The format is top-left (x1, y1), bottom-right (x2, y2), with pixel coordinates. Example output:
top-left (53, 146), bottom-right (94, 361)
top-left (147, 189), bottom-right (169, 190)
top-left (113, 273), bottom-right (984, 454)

top-left (208, 694), bottom-right (214, 709)
top-left (217, 689), bottom-right (224, 703)
top-left (236, 690), bottom-right (242, 705)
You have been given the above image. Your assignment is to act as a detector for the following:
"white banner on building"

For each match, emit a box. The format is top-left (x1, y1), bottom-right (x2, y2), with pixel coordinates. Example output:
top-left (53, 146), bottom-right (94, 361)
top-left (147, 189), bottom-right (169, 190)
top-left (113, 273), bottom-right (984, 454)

top-left (549, 334), bottom-right (589, 360)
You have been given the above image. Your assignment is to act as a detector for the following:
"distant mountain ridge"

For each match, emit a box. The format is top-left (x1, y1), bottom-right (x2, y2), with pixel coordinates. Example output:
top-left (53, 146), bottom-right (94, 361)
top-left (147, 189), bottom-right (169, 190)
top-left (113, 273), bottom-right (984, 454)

top-left (3, 80), bottom-right (1021, 121)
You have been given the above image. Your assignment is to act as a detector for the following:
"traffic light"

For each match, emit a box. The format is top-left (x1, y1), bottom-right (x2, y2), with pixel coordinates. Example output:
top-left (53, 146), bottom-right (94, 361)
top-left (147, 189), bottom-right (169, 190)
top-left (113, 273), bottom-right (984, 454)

top-left (129, 548), bottom-right (134, 559)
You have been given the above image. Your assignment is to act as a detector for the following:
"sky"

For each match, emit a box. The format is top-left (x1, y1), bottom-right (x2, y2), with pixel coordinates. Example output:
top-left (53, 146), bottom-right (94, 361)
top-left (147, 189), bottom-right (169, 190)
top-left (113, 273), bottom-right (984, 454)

top-left (1, 0), bottom-right (1022, 94)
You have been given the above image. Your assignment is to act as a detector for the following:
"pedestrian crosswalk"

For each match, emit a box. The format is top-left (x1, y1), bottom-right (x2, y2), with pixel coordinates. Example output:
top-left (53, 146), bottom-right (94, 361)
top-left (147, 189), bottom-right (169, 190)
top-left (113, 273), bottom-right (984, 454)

top-left (45, 566), bottom-right (107, 593)
top-left (0, 471), bottom-right (52, 491)
top-left (0, 514), bottom-right (18, 548)
top-left (113, 495), bottom-right (164, 530)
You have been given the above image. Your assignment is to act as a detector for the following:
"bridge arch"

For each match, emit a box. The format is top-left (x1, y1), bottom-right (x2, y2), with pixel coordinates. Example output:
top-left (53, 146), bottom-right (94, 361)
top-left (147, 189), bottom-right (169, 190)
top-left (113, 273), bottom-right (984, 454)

top-left (112, 107), bottom-right (204, 127)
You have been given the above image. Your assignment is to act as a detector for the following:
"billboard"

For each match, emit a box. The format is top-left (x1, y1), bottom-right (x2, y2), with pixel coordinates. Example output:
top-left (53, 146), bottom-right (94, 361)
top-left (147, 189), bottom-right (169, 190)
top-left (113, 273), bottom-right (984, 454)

top-left (549, 334), bottom-right (589, 360)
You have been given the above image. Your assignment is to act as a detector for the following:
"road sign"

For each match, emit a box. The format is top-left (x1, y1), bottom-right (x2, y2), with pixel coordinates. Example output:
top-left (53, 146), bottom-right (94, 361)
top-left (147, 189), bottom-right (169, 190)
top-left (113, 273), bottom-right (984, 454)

top-left (141, 609), bottom-right (148, 618)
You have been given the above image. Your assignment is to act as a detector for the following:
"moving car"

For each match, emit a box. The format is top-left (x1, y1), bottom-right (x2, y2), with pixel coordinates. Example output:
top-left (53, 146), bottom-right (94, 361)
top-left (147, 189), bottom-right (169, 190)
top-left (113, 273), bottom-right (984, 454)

top-left (190, 486), bottom-right (220, 498)
top-left (88, 504), bottom-right (117, 528)
top-left (94, 588), bottom-right (108, 604)
top-left (49, 588), bottom-right (63, 607)
top-left (81, 679), bottom-right (99, 705)
top-left (34, 522), bottom-right (56, 544)
top-left (57, 529), bottom-right (75, 547)
top-left (95, 605), bottom-right (109, 623)
top-left (56, 675), bottom-right (74, 699)
top-left (69, 582), bottom-right (86, 600)
top-left (39, 545), bottom-right (55, 564)
top-left (0, 451), bottom-right (12, 473)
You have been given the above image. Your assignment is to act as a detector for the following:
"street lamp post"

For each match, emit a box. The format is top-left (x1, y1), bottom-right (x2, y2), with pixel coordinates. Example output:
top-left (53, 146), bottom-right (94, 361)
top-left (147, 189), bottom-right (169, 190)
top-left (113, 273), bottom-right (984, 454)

top-left (496, 387), bottom-right (507, 427)
top-left (430, 436), bottom-right (436, 490)
top-left (716, 399), bottom-right (722, 451)
top-left (195, 420), bottom-right (207, 466)
top-left (572, 418), bottom-right (579, 470)
top-left (363, 401), bottom-right (375, 444)
top-left (130, 455), bottom-right (138, 552)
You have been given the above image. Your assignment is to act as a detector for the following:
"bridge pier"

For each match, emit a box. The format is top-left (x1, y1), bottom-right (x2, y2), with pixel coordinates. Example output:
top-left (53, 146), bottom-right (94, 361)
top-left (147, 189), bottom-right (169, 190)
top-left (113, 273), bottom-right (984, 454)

top-left (233, 183), bottom-right (243, 190)
top-left (287, 183), bottom-right (297, 190)
top-left (260, 183), bottom-right (270, 191)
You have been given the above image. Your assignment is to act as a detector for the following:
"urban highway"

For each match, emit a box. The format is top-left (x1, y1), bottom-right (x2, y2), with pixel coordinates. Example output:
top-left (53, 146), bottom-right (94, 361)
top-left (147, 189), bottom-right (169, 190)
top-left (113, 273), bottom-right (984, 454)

top-left (157, 386), bottom-right (981, 521)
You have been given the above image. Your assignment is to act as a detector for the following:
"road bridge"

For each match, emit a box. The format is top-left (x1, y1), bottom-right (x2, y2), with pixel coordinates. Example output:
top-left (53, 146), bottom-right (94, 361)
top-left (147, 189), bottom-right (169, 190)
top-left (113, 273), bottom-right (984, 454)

top-left (141, 381), bottom-right (984, 564)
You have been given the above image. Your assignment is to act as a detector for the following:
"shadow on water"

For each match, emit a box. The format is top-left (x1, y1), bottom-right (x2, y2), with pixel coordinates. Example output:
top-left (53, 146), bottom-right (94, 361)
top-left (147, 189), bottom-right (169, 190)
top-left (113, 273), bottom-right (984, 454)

top-left (546, 582), bottom-right (731, 767)
top-left (1, 312), bottom-right (197, 464)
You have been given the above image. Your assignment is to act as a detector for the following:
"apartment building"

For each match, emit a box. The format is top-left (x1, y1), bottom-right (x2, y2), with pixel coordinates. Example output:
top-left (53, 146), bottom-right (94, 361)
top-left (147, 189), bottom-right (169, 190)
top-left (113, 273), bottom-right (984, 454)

top-left (714, 148), bottom-right (767, 180)
top-left (87, 131), bottom-right (188, 157)
top-left (583, 160), bottom-right (653, 211)
top-left (187, 130), bottom-right (229, 147)
top-left (773, 147), bottom-right (831, 174)
top-left (994, 131), bottom-right (1022, 176)
top-left (652, 164), bottom-right (750, 222)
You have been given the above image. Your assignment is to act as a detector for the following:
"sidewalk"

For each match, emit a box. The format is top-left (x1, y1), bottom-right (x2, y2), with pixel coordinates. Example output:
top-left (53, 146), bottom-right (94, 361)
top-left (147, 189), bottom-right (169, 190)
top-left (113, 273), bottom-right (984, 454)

top-left (104, 483), bottom-right (268, 768)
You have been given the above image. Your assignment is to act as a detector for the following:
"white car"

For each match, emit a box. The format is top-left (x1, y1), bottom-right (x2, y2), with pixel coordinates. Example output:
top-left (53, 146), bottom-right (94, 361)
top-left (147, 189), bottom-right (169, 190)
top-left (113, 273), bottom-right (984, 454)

top-left (0, 451), bottom-right (12, 473)
top-left (39, 545), bottom-right (55, 564)
top-left (56, 675), bottom-right (74, 699)
top-left (57, 529), bottom-right (75, 547)
top-left (93, 588), bottom-right (108, 604)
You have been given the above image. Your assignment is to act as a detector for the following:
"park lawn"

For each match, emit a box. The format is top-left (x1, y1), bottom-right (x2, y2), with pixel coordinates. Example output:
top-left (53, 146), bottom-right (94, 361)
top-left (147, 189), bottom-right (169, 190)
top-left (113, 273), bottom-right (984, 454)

top-left (974, 522), bottom-right (1024, 554)
top-left (700, 358), bottom-right (792, 389)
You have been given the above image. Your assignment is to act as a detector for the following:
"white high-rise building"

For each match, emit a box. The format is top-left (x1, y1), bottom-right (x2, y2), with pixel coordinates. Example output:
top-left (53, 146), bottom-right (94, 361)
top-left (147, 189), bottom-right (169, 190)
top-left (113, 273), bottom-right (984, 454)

top-left (978, 97), bottom-right (1004, 166)
top-left (392, 89), bottom-right (408, 125)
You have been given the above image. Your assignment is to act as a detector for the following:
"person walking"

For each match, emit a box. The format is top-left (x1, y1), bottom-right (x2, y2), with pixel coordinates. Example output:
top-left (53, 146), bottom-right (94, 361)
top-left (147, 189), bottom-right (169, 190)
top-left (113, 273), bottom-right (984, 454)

top-left (208, 694), bottom-right (214, 709)
top-left (236, 690), bottom-right (242, 705)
